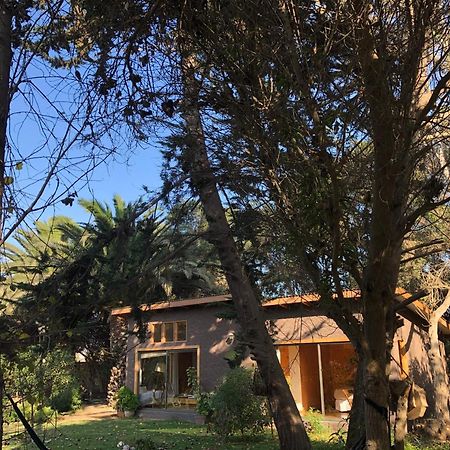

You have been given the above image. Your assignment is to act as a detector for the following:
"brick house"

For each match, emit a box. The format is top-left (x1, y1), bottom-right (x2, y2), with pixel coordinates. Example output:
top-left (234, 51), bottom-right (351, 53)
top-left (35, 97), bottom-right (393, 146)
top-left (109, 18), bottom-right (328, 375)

top-left (110, 292), bottom-right (450, 414)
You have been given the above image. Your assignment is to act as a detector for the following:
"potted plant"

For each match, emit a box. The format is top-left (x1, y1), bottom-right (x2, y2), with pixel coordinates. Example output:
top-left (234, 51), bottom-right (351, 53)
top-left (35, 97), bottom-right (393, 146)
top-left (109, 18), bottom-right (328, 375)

top-left (115, 386), bottom-right (140, 418)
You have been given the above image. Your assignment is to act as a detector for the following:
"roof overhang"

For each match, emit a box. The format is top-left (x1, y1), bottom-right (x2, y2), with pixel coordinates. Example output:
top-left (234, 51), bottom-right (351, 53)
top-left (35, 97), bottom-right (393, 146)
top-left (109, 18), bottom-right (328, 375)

top-left (111, 290), bottom-right (450, 336)
top-left (111, 294), bottom-right (232, 316)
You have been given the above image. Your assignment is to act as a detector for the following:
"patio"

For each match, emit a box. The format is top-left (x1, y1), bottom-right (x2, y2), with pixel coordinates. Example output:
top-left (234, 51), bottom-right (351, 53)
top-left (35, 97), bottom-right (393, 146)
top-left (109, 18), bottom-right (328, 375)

top-left (137, 406), bottom-right (205, 424)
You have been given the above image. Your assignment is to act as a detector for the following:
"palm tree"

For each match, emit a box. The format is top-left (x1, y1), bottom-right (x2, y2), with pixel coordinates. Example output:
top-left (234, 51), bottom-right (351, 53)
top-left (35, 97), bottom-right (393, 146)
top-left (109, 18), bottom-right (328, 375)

top-left (2, 216), bottom-right (83, 309)
top-left (6, 195), bottom-right (223, 351)
top-left (77, 194), bottom-right (225, 304)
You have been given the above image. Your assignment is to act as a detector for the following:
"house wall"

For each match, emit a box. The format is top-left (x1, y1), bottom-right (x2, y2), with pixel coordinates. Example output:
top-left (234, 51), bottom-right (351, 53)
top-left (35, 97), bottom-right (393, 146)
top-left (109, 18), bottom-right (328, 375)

top-left (125, 304), bottom-right (237, 393)
top-left (266, 306), bottom-right (349, 343)
top-left (121, 301), bottom-right (435, 407)
top-left (395, 320), bottom-right (434, 408)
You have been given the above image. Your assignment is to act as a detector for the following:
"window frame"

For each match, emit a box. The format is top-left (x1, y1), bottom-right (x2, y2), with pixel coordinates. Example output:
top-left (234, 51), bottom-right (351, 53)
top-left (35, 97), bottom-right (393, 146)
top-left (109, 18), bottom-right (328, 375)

top-left (149, 320), bottom-right (187, 343)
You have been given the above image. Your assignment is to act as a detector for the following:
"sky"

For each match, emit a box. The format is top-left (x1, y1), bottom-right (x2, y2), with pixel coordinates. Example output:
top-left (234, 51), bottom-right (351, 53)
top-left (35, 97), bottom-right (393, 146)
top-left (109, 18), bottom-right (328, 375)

top-left (44, 144), bottom-right (165, 223)
top-left (6, 60), bottom-right (167, 234)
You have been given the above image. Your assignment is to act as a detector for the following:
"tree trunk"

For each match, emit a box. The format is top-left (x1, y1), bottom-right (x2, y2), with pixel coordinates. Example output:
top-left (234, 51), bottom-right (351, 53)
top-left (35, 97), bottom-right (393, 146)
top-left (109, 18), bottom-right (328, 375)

top-left (0, 370), bottom-right (3, 450)
top-left (427, 316), bottom-right (450, 440)
top-left (362, 244), bottom-right (400, 450)
top-left (393, 381), bottom-right (411, 450)
top-left (346, 350), bottom-right (365, 449)
top-left (0, 7), bottom-right (11, 449)
top-left (180, 52), bottom-right (311, 450)
top-left (362, 210), bottom-right (402, 450)
top-left (0, 1), bottom-right (11, 238)
top-left (362, 292), bottom-right (391, 450)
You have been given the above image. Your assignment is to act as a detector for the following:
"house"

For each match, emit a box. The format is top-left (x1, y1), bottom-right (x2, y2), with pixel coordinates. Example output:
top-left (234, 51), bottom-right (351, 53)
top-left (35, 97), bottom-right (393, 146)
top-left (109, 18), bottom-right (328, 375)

top-left (110, 291), bottom-right (450, 414)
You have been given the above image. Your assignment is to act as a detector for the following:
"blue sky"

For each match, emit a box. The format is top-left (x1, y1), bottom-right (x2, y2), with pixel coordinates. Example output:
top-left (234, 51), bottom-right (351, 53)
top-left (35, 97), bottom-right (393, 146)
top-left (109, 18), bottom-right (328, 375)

top-left (6, 60), bottom-right (166, 233)
top-left (45, 144), bottom-right (165, 223)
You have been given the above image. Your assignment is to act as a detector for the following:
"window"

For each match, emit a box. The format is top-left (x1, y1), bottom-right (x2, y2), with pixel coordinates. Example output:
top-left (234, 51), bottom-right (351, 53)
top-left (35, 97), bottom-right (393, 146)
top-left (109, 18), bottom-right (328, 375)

top-left (176, 321), bottom-right (187, 341)
top-left (150, 321), bottom-right (187, 343)
top-left (153, 323), bottom-right (162, 343)
top-left (165, 322), bottom-right (174, 342)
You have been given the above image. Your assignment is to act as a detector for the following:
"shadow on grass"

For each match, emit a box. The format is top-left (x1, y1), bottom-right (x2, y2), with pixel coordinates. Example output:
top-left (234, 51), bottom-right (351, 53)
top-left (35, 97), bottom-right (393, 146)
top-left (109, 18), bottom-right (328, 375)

top-left (5, 419), bottom-right (280, 450)
top-left (7, 417), bottom-right (449, 450)
top-left (5, 418), bottom-right (348, 450)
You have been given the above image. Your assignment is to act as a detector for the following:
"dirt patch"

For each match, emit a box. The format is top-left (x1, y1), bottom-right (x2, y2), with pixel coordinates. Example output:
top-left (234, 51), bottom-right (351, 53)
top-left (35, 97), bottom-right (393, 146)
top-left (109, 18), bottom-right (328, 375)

top-left (59, 403), bottom-right (117, 423)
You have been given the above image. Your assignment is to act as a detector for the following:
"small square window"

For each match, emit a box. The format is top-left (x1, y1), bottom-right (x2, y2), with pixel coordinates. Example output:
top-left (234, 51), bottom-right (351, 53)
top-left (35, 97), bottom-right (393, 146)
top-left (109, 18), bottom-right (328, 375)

top-left (153, 323), bottom-right (162, 343)
top-left (177, 321), bottom-right (187, 341)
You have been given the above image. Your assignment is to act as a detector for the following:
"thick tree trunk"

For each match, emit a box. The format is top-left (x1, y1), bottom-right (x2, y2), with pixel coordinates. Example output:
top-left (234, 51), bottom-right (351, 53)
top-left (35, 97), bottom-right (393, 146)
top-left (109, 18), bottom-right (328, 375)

top-left (427, 316), bottom-right (450, 440)
top-left (362, 227), bottom-right (400, 450)
top-left (180, 53), bottom-right (311, 450)
top-left (352, 2), bottom-right (411, 448)
top-left (346, 350), bottom-right (365, 449)
top-left (0, 371), bottom-right (3, 450)
top-left (361, 183), bottom-right (403, 450)
top-left (362, 293), bottom-right (391, 450)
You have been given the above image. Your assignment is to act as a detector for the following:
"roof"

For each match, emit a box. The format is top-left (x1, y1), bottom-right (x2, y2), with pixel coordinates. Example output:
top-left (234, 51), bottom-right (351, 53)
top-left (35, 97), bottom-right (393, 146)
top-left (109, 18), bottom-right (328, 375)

top-left (110, 294), bottom-right (231, 315)
top-left (263, 289), bottom-right (360, 307)
top-left (110, 290), bottom-right (450, 335)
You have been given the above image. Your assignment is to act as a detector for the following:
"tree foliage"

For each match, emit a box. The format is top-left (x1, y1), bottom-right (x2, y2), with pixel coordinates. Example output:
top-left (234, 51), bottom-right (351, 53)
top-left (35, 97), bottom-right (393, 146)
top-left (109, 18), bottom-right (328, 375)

top-left (5, 195), bottom-right (224, 358)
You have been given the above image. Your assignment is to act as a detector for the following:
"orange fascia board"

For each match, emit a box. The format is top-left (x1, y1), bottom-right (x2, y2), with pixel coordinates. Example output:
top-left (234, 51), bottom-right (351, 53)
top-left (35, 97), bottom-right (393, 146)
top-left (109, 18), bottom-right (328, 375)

top-left (111, 294), bottom-right (232, 316)
top-left (395, 288), bottom-right (450, 335)
top-left (112, 290), bottom-right (360, 315)
top-left (438, 318), bottom-right (450, 335)
top-left (263, 290), bottom-right (361, 307)
top-left (275, 337), bottom-right (350, 345)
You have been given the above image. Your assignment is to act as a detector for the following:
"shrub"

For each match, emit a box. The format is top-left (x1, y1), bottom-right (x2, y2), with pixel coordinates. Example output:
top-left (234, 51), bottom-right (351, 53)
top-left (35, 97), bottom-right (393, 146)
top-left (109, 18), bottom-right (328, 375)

top-left (34, 405), bottom-right (56, 424)
top-left (187, 367), bottom-right (214, 419)
top-left (50, 386), bottom-right (81, 412)
top-left (6, 402), bottom-right (56, 425)
top-left (304, 408), bottom-right (329, 435)
top-left (195, 391), bottom-right (214, 419)
top-left (207, 367), bottom-right (270, 437)
top-left (115, 386), bottom-right (140, 412)
top-left (5, 347), bottom-right (82, 414)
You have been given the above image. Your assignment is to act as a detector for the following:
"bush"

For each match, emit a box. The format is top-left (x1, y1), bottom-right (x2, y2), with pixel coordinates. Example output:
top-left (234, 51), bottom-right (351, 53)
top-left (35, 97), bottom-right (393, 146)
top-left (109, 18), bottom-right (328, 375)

top-left (195, 391), bottom-right (214, 418)
top-left (50, 386), bottom-right (81, 412)
top-left (304, 408), bottom-right (329, 435)
top-left (34, 405), bottom-right (56, 424)
top-left (4, 347), bottom-right (82, 414)
top-left (187, 367), bottom-right (214, 419)
top-left (5, 402), bottom-right (56, 425)
top-left (206, 367), bottom-right (270, 437)
top-left (115, 386), bottom-right (140, 412)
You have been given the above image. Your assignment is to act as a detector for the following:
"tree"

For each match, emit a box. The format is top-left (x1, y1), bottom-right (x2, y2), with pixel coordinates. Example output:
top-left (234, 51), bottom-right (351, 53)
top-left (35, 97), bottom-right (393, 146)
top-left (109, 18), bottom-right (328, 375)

top-left (47, 1), bottom-right (450, 449)
top-left (52, 3), bottom-right (314, 448)
top-left (7, 195), bottom-right (223, 355)
top-left (2, 216), bottom-right (82, 294)
top-left (179, 48), bottom-right (312, 448)
top-left (161, 3), bottom-right (450, 449)
top-left (0, 1), bottom-right (121, 246)
top-left (420, 263), bottom-right (450, 439)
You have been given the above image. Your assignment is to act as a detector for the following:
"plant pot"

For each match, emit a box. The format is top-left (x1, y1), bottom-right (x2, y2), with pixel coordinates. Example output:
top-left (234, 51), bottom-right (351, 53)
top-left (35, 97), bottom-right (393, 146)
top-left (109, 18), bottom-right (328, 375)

top-left (117, 410), bottom-right (125, 418)
top-left (124, 410), bottom-right (135, 418)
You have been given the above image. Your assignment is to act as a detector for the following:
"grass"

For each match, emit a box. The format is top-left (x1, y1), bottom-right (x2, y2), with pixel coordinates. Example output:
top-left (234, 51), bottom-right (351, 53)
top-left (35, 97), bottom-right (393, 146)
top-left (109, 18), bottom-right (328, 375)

top-left (4, 417), bottom-right (346, 450)
top-left (4, 416), bottom-right (450, 450)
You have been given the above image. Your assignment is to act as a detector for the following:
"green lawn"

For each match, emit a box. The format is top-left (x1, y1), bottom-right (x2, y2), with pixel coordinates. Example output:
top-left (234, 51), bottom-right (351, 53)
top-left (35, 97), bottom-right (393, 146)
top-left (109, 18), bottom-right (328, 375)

top-left (4, 418), bottom-right (343, 450)
top-left (4, 418), bottom-right (450, 450)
